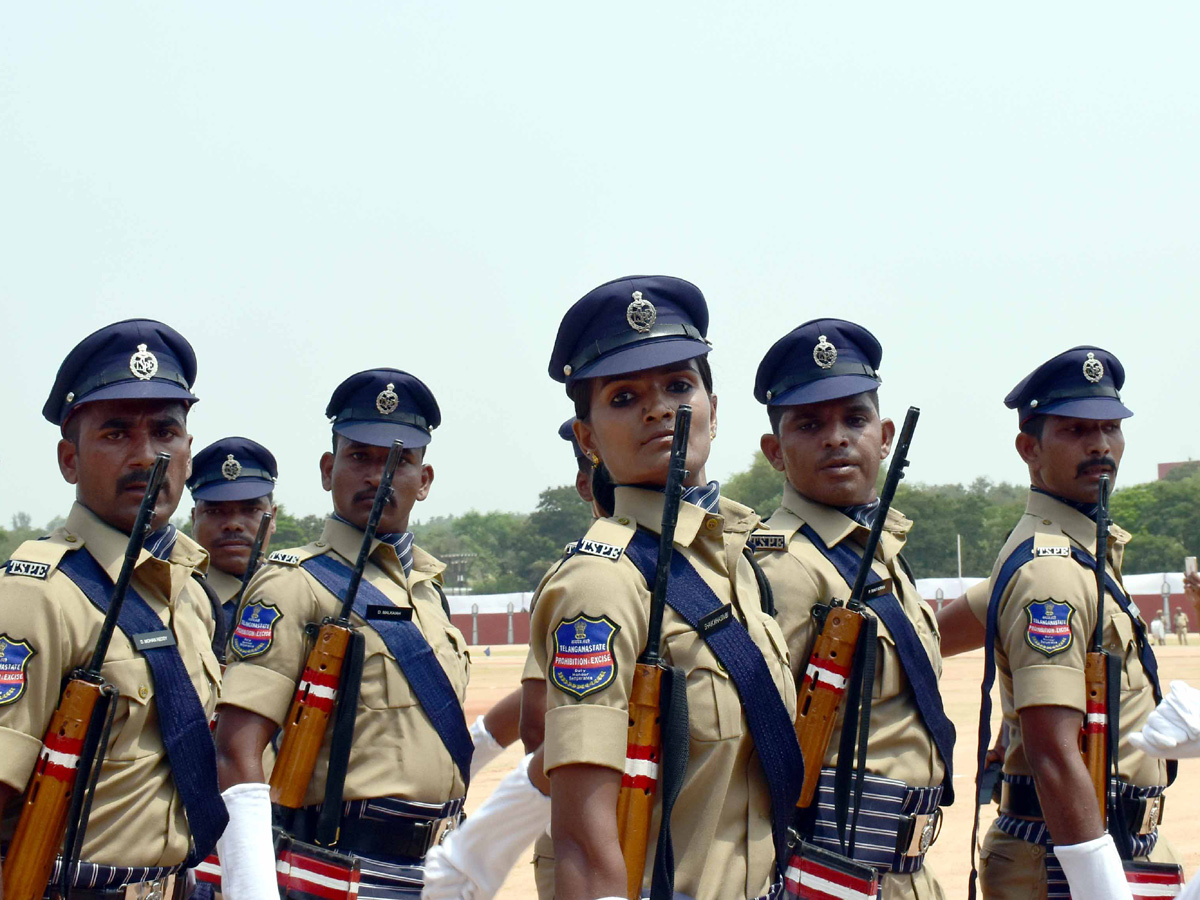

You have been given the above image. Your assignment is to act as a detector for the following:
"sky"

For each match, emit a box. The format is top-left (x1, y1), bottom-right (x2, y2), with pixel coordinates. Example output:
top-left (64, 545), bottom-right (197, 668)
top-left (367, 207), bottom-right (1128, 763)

top-left (2, 3), bottom-right (1198, 530)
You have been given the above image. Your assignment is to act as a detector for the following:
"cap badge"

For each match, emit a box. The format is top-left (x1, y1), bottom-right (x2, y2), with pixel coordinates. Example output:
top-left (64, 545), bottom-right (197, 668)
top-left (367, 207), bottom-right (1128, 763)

top-left (1082, 352), bottom-right (1104, 384)
top-left (129, 344), bottom-right (159, 381)
top-left (222, 454), bottom-right (242, 481)
top-left (626, 291), bottom-right (657, 334)
top-left (376, 382), bottom-right (399, 416)
top-left (813, 335), bottom-right (838, 370)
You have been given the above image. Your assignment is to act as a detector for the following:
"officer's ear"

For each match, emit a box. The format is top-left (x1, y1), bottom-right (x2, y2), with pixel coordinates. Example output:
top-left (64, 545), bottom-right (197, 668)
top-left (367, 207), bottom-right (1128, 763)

top-left (58, 438), bottom-right (80, 485)
top-left (319, 451), bottom-right (335, 492)
top-left (573, 419), bottom-right (598, 465)
top-left (415, 464), bottom-right (434, 502)
top-left (1015, 432), bottom-right (1041, 467)
top-left (760, 432), bottom-right (786, 473)
top-left (879, 417), bottom-right (896, 459)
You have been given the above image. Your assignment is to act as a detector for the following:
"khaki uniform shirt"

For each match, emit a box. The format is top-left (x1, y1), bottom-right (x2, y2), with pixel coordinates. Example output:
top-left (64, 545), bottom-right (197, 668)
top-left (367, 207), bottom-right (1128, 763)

top-left (220, 517), bottom-right (470, 807)
top-left (1175, 612), bottom-right (1189, 634)
top-left (204, 567), bottom-right (243, 605)
top-left (530, 487), bottom-right (795, 900)
top-left (986, 490), bottom-right (1167, 788)
top-left (0, 503), bottom-right (220, 867)
top-left (757, 483), bottom-right (946, 788)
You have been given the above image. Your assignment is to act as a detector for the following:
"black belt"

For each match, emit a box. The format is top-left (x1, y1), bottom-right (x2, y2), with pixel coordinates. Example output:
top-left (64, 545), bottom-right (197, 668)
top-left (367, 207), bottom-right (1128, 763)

top-left (283, 800), bottom-right (460, 861)
top-left (1001, 780), bottom-right (1166, 835)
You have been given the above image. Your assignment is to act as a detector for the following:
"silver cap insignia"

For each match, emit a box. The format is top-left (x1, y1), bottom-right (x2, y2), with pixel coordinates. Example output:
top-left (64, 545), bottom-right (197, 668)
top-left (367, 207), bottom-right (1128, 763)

top-left (626, 291), bottom-right (657, 334)
top-left (1082, 352), bottom-right (1104, 384)
top-left (813, 335), bottom-right (837, 370)
top-left (129, 343), bottom-right (159, 381)
top-left (222, 454), bottom-right (242, 481)
top-left (376, 382), bottom-right (399, 416)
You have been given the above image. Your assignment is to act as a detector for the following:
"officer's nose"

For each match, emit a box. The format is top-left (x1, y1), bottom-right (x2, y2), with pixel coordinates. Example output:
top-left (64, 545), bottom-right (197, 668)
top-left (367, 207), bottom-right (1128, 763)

top-left (824, 422), bottom-right (851, 448)
top-left (127, 426), bottom-right (159, 469)
top-left (643, 390), bottom-right (674, 424)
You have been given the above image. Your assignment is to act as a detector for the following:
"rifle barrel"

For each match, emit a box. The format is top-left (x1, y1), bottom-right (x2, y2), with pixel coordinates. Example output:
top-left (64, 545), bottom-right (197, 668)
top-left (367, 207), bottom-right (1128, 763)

top-left (339, 440), bottom-right (404, 622)
top-left (847, 407), bottom-right (919, 605)
top-left (86, 453), bottom-right (170, 673)
top-left (1091, 474), bottom-right (1111, 652)
top-left (638, 405), bottom-right (692, 667)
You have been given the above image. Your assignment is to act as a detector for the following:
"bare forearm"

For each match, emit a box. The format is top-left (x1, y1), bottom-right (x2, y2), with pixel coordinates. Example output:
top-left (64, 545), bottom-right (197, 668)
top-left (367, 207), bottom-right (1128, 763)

top-left (214, 706), bottom-right (275, 789)
top-left (936, 594), bottom-right (986, 657)
top-left (1021, 706), bottom-right (1104, 845)
top-left (483, 687), bottom-right (524, 748)
top-left (552, 763), bottom-right (626, 900)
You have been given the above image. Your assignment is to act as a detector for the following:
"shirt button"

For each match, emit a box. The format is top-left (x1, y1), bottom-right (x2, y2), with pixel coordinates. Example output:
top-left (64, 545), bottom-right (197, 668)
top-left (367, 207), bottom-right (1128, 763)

top-left (65, 535), bottom-right (77, 543)
top-left (618, 517), bottom-right (630, 525)
top-left (705, 518), bottom-right (719, 531)
top-left (315, 541), bottom-right (326, 548)
top-left (138, 684), bottom-right (150, 699)
top-left (1042, 520), bottom-right (1053, 526)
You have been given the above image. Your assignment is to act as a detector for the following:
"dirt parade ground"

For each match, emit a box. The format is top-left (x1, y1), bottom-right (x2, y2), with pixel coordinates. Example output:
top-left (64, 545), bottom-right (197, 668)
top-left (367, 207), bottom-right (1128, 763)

top-left (461, 641), bottom-right (1200, 899)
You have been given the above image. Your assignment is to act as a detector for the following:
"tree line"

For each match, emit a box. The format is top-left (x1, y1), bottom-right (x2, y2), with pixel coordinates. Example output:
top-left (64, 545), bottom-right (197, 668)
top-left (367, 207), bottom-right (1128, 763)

top-left (3, 461), bottom-right (1197, 590)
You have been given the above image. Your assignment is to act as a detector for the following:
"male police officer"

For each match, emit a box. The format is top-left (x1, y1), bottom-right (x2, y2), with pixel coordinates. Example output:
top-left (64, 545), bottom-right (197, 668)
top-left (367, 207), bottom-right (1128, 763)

top-left (213, 369), bottom-right (470, 900)
top-left (0, 319), bottom-right (227, 898)
top-left (972, 347), bottom-right (1179, 900)
top-left (187, 436), bottom-right (278, 633)
top-left (749, 320), bottom-right (954, 900)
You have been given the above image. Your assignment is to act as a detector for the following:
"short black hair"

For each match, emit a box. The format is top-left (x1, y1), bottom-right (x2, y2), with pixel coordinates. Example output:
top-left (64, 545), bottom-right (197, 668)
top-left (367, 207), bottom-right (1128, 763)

top-left (569, 356), bottom-right (714, 421)
top-left (767, 389), bottom-right (880, 435)
top-left (1020, 415), bottom-right (1046, 440)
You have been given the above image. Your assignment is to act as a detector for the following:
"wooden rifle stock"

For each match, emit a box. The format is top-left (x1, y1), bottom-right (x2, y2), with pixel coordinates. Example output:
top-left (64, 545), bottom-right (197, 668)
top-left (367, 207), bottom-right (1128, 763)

top-left (792, 406), bottom-right (919, 812)
top-left (616, 406), bottom-right (692, 900)
top-left (1080, 473), bottom-right (1112, 825)
top-left (269, 440), bottom-right (403, 809)
top-left (3, 454), bottom-right (170, 900)
top-left (794, 602), bottom-right (865, 808)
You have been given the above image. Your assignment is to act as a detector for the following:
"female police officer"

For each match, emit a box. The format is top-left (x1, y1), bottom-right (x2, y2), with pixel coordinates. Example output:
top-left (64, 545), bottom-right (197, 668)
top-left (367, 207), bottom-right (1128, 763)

top-left (528, 275), bottom-right (802, 900)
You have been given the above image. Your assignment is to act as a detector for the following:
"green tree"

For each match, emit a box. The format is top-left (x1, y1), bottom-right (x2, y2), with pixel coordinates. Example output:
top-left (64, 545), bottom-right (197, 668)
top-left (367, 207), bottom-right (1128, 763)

top-left (723, 452), bottom-right (785, 516)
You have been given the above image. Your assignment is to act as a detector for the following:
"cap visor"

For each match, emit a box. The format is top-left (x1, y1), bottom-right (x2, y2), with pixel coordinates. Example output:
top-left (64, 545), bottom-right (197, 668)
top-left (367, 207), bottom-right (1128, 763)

top-left (769, 375), bottom-right (882, 408)
top-left (190, 479), bottom-right (275, 502)
top-left (1034, 397), bottom-right (1134, 421)
top-left (334, 420), bottom-right (431, 449)
top-left (570, 338), bottom-right (710, 383)
top-left (75, 381), bottom-right (198, 408)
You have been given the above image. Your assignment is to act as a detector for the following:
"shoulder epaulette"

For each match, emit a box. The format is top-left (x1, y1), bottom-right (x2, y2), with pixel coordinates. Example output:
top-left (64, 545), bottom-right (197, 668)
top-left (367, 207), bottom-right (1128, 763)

top-left (1032, 531), bottom-right (1072, 558)
top-left (564, 517), bottom-right (636, 563)
top-left (2, 534), bottom-right (76, 580)
top-left (267, 543), bottom-right (326, 567)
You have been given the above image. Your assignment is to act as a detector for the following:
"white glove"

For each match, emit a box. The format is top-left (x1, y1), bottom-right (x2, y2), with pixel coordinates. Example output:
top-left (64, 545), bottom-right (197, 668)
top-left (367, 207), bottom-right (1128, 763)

top-left (421, 753), bottom-right (550, 900)
top-left (469, 714), bottom-right (506, 778)
top-left (215, 782), bottom-right (278, 900)
top-left (1130, 681), bottom-right (1200, 758)
top-left (1055, 834), bottom-right (1134, 900)
top-left (1181, 871), bottom-right (1200, 900)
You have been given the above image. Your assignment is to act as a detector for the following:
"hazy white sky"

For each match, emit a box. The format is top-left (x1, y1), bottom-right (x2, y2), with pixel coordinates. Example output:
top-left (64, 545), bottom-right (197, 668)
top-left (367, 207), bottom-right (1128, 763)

top-left (3, 3), bottom-right (1198, 529)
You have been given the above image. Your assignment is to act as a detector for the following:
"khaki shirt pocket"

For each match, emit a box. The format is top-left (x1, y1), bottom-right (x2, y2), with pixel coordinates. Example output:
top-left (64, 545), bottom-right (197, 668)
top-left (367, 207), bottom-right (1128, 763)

top-left (359, 651), bottom-right (414, 710)
top-left (872, 624), bottom-right (902, 701)
top-left (1111, 614), bottom-right (1146, 693)
top-left (200, 650), bottom-right (222, 718)
top-left (435, 627), bottom-right (471, 699)
top-left (757, 612), bottom-right (796, 714)
top-left (102, 657), bottom-right (160, 761)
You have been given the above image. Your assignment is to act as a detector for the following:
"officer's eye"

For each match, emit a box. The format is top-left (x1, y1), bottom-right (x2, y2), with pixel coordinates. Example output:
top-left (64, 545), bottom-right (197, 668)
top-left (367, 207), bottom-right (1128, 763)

top-left (847, 416), bottom-right (868, 428)
top-left (668, 379), bottom-right (695, 394)
top-left (610, 390), bottom-right (636, 407)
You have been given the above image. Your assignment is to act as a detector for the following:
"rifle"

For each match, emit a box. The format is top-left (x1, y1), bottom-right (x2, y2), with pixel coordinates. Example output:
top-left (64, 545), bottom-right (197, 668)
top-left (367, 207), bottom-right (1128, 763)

top-left (270, 440), bottom-right (403, 809)
top-left (1080, 473), bottom-right (1112, 824)
top-left (3, 453), bottom-right (171, 900)
top-left (221, 511), bottom-right (273, 662)
top-left (615, 404), bottom-right (692, 900)
top-left (793, 407), bottom-right (919, 811)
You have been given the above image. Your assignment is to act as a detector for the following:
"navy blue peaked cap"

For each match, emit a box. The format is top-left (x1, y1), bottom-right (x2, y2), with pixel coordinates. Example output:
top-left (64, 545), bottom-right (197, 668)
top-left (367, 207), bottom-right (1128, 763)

top-left (755, 319), bottom-right (882, 407)
top-left (43, 318), bottom-right (198, 426)
top-left (188, 437), bottom-right (278, 502)
top-left (559, 418), bottom-right (586, 461)
top-left (548, 275), bottom-right (711, 387)
top-left (326, 369), bottom-right (440, 449)
top-left (1005, 346), bottom-right (1132, 424)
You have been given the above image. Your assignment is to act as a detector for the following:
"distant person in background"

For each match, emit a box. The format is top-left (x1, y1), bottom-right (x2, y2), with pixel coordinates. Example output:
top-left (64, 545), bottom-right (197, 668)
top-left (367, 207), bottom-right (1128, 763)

top-left (187, 436), bottom-right (278, 635)
top-left (1151, 611), bottom-right (1167, 646)
top-left (1175, 608), bottom-right (1190, 645)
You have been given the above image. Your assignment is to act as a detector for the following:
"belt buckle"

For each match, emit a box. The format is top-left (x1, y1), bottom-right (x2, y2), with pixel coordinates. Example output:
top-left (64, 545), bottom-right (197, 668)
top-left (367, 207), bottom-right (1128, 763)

top-left (1145, 795), bottom-right (1163, 832)
top-left (431, 811), bottom-right (462, 848)
top-left (902, 807), bottom-right (943, 857)
top-left (123, 875), bottom-right (173, 900)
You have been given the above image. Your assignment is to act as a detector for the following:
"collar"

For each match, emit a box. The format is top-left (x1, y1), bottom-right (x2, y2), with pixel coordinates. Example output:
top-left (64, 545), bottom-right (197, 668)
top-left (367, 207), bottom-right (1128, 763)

top-left (65, 502), bottom-right (207, 584)
top-left (613, 486), bottom-right (718, 547)
top-left (777, 482), bottom-right (911, 561)
top-left (1030, 485), bottom-right (1100, 522)
top-left (836, 498), bottom-right (881, 529)
top-left (1024, 489), bottom-right (1129, 556)
top-left (331, 514), bottom-right (414, 577)
top-left (204, 566), bottom-right (245, 604)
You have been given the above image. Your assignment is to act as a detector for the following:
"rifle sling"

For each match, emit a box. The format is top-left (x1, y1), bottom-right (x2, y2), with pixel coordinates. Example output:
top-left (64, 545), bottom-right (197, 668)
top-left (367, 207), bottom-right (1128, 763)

top-left (625, 529), bottom-right (804, 865)
top-left (315, 629), bottom-right (366, 847)
top-left (649, 664), bottom-right (689, 900)
top-left (57, 549), bottom-right (229, 866)
top-left (299, 555), bottom-right (473, 787)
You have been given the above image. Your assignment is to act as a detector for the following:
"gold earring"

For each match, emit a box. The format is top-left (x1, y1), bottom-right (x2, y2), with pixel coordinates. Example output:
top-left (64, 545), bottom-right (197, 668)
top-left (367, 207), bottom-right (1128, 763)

top-left (710, 428), bottom-right (717, 439)
top-left (589, 452), bottom-right (600, 469)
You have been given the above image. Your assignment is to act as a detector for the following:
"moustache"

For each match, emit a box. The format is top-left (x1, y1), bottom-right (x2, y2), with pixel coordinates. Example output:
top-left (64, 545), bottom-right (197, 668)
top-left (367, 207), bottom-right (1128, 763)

top-left (116, 471), bottom-right (171, 497)
top-left (1077, 457), bottom-right (1117, 477)
top-left (353, 487), bottom-right (397, 507)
